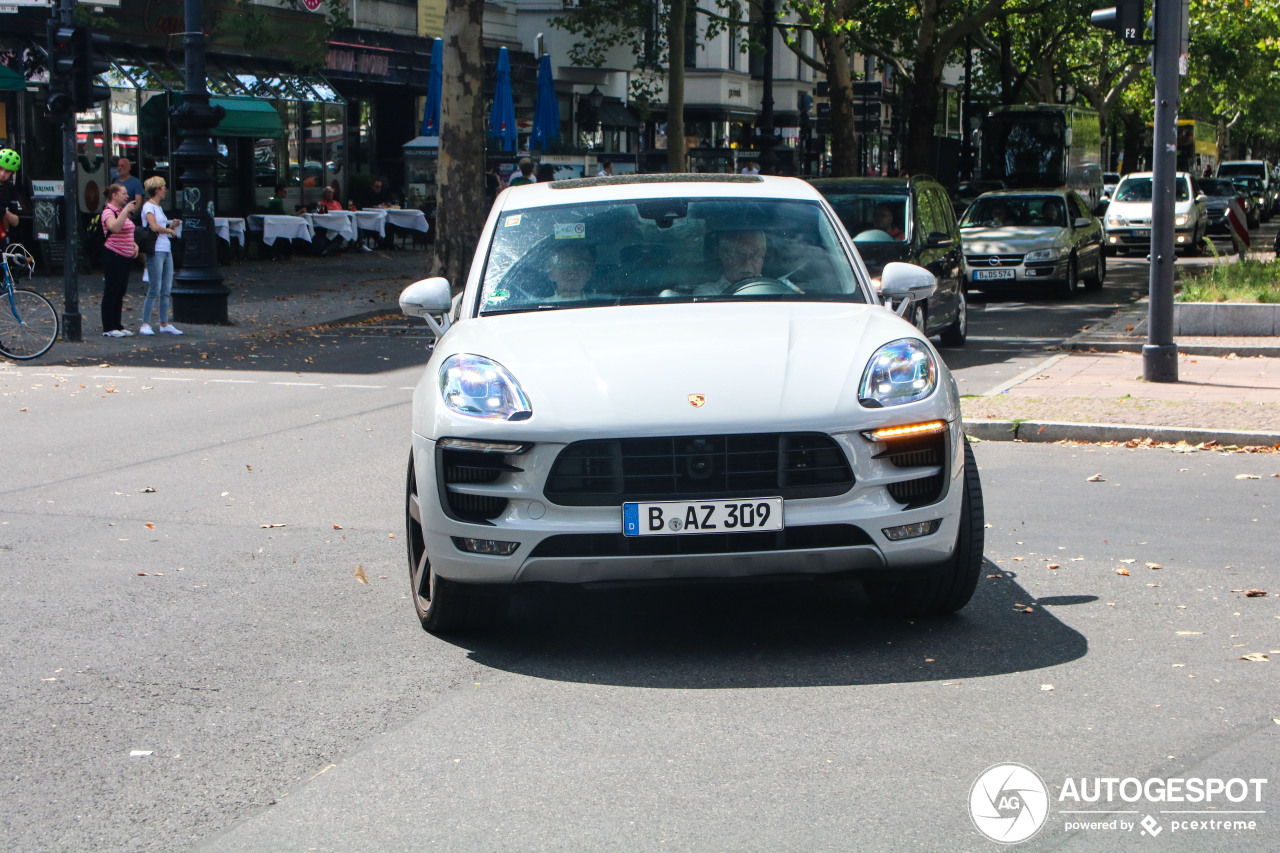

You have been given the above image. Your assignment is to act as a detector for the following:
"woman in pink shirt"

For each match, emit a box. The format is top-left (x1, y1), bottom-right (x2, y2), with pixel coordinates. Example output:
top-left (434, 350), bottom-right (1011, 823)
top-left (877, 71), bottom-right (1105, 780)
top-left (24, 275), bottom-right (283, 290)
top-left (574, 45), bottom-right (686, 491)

top-left (101, 183), bottom-right (140, 337)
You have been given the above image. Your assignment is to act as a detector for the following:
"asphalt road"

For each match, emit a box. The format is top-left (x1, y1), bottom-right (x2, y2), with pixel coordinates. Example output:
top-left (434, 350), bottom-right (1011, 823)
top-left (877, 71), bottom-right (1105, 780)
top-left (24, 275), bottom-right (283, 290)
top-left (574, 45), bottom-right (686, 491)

top-left (1, 350), bottom-right (1276, 851)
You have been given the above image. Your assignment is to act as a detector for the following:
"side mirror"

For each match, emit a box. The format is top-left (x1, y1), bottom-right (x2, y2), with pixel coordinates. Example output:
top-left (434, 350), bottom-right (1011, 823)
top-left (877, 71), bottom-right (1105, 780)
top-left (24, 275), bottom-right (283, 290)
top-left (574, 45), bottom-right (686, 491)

top-left (879, 262), bottom-right (937, 317)
top-left (924, 232), bottom-right (954, 248)
top-left (1196, 193), bottom-right (1208, 203)
top-left (400, 276), bottom-right (454, 338)
top-left (1073, 217), bottom-right (1091, 229)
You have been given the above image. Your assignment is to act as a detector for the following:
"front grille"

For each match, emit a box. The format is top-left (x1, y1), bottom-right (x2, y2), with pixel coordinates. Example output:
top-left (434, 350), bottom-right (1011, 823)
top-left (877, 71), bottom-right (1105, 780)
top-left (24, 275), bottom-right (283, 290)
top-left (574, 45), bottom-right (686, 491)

top-left (437, 447), bottom-right (522, 523)
top-left (965, 254), bottom-right (1023, 267)
top-left (544, 433), bottom-right (854, 506)
top-left (875, 431), bottom-right (948, 509)
top-left (528, 524), bottom-right (873, 558)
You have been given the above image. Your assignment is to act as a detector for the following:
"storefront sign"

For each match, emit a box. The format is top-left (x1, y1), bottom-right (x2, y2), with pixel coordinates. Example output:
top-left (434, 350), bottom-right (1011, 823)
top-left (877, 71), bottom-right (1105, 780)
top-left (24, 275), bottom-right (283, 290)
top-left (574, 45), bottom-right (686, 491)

top-left (326, 49), bottom-right (390, 77)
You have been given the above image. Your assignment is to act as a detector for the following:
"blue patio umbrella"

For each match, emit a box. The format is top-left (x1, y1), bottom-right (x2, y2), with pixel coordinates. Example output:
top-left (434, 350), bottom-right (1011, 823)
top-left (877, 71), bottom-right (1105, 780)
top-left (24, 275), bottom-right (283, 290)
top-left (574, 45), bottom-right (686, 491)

top-left (530, 54), bottom-right (561, 151)
top-left (488, 47), bottom-right (517, 152)
top-left (420, 38), bottom-right (443, 136)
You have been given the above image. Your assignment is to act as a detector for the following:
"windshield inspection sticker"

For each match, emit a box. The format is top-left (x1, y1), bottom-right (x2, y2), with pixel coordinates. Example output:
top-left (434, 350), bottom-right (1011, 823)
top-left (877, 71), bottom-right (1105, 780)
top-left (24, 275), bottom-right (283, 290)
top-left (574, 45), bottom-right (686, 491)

top-left (503, 214), bottom-right (522, 228)
top-left (554, 222), bottom-right (586, 239)
top-left (484, 288), bottom-right (511, 305)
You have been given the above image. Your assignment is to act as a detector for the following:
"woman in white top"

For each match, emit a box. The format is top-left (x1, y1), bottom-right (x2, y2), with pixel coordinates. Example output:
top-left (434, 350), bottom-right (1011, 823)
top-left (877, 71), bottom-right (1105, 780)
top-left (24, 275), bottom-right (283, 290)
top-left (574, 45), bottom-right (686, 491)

top-left (140, 176), bottom-right (182, 335)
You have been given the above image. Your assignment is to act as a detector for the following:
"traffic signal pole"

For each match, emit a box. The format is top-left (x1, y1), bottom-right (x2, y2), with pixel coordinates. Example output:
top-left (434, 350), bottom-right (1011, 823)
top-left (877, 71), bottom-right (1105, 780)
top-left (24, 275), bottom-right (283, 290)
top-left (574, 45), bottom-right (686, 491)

top-left (1143, 0), bottom-right (1183, 383)
top-left (54, 0), bottom-right (81, 342)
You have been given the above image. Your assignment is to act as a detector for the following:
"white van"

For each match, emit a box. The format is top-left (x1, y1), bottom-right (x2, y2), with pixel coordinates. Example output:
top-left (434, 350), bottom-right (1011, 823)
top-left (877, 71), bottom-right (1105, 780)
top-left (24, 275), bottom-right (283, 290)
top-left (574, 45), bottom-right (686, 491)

top-left (1216, 160), bottom-right (1277, 217)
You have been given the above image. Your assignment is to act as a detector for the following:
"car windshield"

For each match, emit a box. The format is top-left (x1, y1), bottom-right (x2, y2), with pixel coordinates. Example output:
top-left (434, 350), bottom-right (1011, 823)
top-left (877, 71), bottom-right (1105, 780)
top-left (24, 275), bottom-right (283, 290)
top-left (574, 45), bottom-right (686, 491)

top-left (960, 196), bottom-right (1067, 228)
top-left (1114, 177), bottom-right (1191, 202)
top-left (818, 189), bottom-right (911, 244)
top-left (477, 197), bottom-right (867, 314)
top-left (1199, 180), bottom-right (1237, 196)
top-left (1234, 178), bottom-right (1263, 191)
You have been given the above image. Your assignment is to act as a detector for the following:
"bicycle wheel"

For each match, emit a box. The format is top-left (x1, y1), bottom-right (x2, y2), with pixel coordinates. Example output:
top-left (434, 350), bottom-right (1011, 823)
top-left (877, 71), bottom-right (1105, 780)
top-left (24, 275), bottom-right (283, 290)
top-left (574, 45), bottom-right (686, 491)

top-left (0, 289), bottom-right (59, 360)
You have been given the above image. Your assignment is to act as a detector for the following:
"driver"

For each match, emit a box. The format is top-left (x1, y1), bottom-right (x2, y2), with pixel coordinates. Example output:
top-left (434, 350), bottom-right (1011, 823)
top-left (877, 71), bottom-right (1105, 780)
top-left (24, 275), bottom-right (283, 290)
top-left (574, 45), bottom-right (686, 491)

top-left (696, 229), bottom-right (768, 294)
top-left (871, 203), bottom-right (904, 239)
top-left (544, 242), bottom-right (597, 301)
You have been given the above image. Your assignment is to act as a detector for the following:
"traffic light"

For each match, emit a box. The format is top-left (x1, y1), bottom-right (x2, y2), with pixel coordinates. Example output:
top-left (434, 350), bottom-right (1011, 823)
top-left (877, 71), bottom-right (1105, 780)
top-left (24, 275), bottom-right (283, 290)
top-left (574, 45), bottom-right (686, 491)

top-left (72, 27), bottom-right (111, 111)
top-left (1090, 1), bottom-right (1148, 45)
top-left (45, 21), bottom-right (77, 123)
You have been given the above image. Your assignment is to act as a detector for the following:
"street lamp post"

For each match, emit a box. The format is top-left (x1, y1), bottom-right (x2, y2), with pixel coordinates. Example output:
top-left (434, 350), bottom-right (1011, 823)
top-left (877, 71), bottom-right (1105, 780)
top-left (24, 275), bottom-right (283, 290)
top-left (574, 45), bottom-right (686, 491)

top-left (170, 0), bottom-right (228, 324)
top-left (757, 0), bottom-right (777, 174)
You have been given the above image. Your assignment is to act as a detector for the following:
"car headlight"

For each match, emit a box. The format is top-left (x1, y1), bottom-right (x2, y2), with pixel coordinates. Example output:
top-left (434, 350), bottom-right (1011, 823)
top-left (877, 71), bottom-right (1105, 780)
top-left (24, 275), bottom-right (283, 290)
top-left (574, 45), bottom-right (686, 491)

top-left (439, 354), bottom-right (532, 420)
top-left (1174, 213), bottom-right (1189, 227)
top-left (1105, 214), bottom-right (1126, 227)
top-left (1024, 246), bottom-right (1069, 263)
top-left (859, 338), bottom-right (938, 407)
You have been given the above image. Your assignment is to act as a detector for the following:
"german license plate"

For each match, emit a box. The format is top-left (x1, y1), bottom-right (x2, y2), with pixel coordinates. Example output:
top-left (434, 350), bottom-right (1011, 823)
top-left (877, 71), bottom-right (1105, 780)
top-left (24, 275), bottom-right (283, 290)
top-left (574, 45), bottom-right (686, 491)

top-left (623, 497), bottom-right (784, 537)
top-left (974, 269), bottom-right (1015, 281)
top-left (1131, 229), bottom-right (1151, 238)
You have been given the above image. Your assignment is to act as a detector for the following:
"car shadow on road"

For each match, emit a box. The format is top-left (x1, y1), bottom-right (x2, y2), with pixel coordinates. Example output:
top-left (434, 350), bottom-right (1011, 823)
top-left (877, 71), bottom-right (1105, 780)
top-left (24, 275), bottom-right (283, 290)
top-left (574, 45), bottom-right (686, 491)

top-left (448, 559), bottom-right (1087, 689)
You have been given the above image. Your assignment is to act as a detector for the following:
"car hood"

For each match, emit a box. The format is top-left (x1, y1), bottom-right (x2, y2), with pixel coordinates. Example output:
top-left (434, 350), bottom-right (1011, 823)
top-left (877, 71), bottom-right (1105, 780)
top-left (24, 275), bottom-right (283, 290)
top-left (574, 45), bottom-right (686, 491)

top-left (960, 226), bottom-right (1066, 254)
top-left (425, 302), bottom-right (955, 438)
top-left (1106, 199), bottom-right (1196, 221)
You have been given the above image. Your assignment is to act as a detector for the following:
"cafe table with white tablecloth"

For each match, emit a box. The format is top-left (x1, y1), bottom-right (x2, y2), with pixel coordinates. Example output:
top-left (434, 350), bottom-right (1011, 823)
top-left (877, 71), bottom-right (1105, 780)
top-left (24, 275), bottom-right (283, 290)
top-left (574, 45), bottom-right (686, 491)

top-left (213, 217), bottom-right (246, 247)
top-left (247, 214), bottom-right (314, 246)
top-left (384, 208), bottom-right (429, 233)
top-left (352, 208), bottom-right (388, 237)
top-left (304, 211), bottom-right (357, 243)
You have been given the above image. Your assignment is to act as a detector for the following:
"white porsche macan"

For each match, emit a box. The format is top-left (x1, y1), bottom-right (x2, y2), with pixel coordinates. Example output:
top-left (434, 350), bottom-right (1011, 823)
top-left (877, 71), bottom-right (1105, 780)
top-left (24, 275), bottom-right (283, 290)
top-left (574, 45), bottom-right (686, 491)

top-left (400, 174), bottom-right (984, 633)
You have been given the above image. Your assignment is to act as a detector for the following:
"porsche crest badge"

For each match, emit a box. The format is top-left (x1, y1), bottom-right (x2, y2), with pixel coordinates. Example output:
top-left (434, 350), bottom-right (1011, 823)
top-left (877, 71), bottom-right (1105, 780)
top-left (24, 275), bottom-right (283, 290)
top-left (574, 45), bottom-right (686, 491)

top-left (688, 394), bottom-right (706, 408)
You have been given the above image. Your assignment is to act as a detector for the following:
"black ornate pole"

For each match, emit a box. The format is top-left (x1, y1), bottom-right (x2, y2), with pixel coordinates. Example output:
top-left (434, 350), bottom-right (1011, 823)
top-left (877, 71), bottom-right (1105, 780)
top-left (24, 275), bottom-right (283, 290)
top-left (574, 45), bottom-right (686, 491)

top-left (757, 0), bottom-right (777, 174)
top-left (170, 0), bottom-right (227, 324)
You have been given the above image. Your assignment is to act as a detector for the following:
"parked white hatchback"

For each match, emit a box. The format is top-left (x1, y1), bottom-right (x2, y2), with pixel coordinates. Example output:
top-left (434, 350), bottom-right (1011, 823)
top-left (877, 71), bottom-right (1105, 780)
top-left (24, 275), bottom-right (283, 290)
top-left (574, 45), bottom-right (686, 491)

top-left (399, 174), bottom-right (984, 633)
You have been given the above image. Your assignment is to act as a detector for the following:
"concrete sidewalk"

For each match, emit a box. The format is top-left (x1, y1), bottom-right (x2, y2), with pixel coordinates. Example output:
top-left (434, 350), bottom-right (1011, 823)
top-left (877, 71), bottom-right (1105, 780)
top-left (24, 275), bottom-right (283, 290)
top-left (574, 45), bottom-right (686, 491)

top-left (12, 246), bottom-right (1280, 448)
top-left (962, 297), bottom-right (1280, 447)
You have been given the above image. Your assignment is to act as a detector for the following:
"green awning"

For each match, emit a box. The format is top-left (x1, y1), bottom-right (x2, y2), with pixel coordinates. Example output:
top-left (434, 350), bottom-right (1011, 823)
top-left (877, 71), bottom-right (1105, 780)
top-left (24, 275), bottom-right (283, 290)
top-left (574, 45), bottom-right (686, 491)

top-left (140, 94), bottom-right (285, 139)
top-left (0, 65), bottom-right (26, 92)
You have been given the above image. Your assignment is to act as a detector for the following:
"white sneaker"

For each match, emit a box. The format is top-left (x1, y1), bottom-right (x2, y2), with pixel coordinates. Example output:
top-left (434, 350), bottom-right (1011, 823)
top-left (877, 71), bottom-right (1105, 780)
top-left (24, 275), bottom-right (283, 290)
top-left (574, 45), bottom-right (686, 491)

top-left (119, 328), bottom-right (135, 336)
top-left (159, 324), bottom-right (183, 335)
top-left (103, 329), bottom-right (128, 338)
top-left (139, 324), bottom-right (155, 336)
top-left (359, 244), bottom-right (373, 253)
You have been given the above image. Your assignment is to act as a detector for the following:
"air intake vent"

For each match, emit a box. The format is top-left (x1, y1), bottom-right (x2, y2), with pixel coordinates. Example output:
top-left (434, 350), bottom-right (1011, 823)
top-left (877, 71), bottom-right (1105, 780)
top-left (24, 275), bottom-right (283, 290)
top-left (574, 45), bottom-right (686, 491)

top-left (544, 433), bottom-right (853, 506)
top-left (875, 431), bottom-right (948, 509)
top-left (437, 447), bottom-right (521, 523)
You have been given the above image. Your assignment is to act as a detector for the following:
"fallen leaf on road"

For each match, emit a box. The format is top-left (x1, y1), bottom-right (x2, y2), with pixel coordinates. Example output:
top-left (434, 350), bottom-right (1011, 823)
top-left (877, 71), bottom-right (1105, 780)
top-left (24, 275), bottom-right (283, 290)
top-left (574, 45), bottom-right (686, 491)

top-left (1147, 562), bottom-right (1162, 570)
top-left (1176, 631), bottom-right (1203, 635)
top-left (354, 565), bottom-right (369, 585)
top-left (1087, 474), bottom-right (1106, 482)
top-left (1116, 567), bottom-right (1131, 576)
top-left (1236, 474), bottom-right (1261, 480)
top-left (1011, 556), bottom-right (1024, 561)
top-left (1240, 589), bottom-right (1267, 597)
top-left (333, 524), bottom-right (343, 530)
top-left (1240, 653), bottom-right (1269, 662)
top-left (260, 523), bottom-right (286, 529)
top-left (1119, 558), bottom-right (1136, 563)
top-left (1048, 564), bottom-right (1060, 570)
top-left (1014, 604), bottom-right (1034, 613)
top-left (140, 487), bottom-right (155, 493)
top-left (1041, 684), bottom-right (1054, 691)
top-left (145, 522), bottom-right (155, 530)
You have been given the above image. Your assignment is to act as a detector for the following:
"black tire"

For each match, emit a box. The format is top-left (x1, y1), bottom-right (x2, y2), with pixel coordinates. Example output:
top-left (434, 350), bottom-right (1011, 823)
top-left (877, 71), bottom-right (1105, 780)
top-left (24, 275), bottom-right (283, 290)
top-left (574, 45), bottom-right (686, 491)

top-left (1083, 251), bottom-right (1105, 291)
top-left (939, 287), bottom-right (967, 347)
top-left (0, 290), bottom-right (59, 360)
top-left (863, 438), bottom-right (985, 617)
top-left (406, 452), bottom-right (508, 634)
top-left (1058, 256), bottom-right (1078, 299)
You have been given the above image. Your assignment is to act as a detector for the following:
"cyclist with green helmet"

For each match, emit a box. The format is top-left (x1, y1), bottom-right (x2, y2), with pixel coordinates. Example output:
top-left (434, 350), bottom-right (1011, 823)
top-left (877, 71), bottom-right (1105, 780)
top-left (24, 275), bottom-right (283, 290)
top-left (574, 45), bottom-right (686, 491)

top-left (0, 148), bottom-right (21, 245)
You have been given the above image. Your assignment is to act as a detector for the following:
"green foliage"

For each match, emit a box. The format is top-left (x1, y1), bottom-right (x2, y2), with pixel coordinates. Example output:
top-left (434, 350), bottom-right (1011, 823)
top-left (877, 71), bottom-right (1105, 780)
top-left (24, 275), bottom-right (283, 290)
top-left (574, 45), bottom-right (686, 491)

top-left (1178, 258), bottom-right (1280, 303)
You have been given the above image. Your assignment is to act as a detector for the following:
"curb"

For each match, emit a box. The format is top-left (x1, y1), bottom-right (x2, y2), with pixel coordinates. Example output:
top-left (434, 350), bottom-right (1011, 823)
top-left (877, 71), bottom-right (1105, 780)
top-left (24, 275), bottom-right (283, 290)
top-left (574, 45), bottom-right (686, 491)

top-left (965, 419), bottom-right (1280, 448)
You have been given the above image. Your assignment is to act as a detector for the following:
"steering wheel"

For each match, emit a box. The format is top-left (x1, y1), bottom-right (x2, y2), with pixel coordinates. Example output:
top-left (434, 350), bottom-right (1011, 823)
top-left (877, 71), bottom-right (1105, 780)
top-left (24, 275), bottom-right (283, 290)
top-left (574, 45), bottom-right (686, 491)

top-left (728, 276), bottom-right (797, 296)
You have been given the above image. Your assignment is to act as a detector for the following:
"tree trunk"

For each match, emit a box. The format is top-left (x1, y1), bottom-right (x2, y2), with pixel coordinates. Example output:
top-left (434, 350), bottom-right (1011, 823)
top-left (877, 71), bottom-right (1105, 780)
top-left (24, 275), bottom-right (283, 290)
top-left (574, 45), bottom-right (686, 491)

top-left (434, 0), bottom-right (486, 290)
top-left (819, 30), bottom-right (857, 177)
top-left (904, 74), bottom-right (941, 177)
top-left (666, 0), bottom-right (687, 172)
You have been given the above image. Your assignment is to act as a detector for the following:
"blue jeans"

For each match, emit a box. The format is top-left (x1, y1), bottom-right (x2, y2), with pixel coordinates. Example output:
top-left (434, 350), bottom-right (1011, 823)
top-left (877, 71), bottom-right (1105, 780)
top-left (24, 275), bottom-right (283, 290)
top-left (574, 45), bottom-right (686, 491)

top-left (142, 250), bottom-right (174, 325)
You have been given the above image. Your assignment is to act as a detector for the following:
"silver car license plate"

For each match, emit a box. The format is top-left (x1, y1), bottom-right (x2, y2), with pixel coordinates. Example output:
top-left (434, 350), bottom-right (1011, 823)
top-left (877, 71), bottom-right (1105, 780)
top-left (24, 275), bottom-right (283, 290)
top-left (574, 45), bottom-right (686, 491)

top-left (974, 269), bottom-right (1015, 281)
top-left (623, 497), bottom-right (784, 537)
top-left (1131, 229), bottom-right (1151, 238)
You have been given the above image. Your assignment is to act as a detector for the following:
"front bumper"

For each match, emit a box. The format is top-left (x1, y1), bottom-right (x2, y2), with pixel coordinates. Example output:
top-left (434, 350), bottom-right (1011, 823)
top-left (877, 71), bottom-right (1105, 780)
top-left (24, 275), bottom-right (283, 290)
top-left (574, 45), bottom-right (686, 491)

top-left (967, 257), bottom-right (1070, 287)
top-left (410, 420), bottom-right (968, 587)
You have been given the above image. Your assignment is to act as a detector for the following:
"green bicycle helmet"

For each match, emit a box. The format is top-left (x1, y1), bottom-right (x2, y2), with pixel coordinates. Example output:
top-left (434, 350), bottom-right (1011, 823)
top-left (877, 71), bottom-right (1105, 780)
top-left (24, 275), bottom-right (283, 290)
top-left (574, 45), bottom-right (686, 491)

top-left (0, 148), bottom-right (19, 171)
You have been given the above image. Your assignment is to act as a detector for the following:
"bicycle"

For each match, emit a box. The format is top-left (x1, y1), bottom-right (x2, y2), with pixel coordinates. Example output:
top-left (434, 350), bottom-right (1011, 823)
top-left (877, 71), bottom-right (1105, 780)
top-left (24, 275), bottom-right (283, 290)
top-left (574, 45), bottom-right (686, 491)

top-left (0, 243), bottom-right (59, 360)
